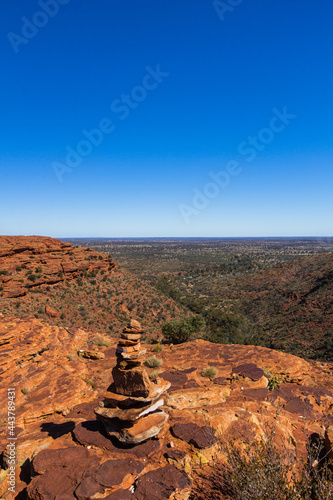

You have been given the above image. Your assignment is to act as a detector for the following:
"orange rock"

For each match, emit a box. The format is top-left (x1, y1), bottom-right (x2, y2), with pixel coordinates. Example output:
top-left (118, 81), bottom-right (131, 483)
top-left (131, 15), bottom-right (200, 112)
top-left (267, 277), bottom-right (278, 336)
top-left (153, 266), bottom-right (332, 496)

top-left (112, 365), bottom-right (152, 397)
top-left (104, 410), bottom-right (169, 444)
top-left (45, 305), bottom-right (59, 318)
top-left (129, 318), bottom-right (141, 330)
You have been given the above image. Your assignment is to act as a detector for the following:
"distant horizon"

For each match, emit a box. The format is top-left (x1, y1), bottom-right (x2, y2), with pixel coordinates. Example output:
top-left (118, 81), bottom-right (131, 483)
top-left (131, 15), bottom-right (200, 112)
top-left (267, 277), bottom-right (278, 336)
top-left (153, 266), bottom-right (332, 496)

top-left (3, 234), bottom-right (333, 241)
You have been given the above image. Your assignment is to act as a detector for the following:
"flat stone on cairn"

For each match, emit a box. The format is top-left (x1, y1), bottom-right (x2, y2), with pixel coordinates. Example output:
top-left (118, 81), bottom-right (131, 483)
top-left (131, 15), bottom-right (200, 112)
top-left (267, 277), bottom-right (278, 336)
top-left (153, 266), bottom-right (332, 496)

top-left (95, 319), bottom-right (170, 444)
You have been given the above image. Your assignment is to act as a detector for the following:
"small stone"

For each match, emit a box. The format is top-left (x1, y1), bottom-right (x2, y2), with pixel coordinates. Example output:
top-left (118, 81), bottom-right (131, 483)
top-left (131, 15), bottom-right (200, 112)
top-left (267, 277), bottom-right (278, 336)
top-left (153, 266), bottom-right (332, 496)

top-left (104, 411), bottom-right (169, 444)
top-left (129, 319), bottom-right (142, 330)
top-left (116, 344), bottom-right (141, 353)
top-left (78, 349), bottom-right (105, 360)
top-left (117, 358), bottom-right (143, 369)
top-left (121, 332), bottom-right (142, 340)
top-left (103, 380), bottom-right (171, 408)
top-left (118, 338), bottom-right (140, 347)
top-left (117, 349), bottom-right (146, 360)
top-left (45, 304), bottom-right (59, 318)
top-left (95, 398), bottom-right (164, 422)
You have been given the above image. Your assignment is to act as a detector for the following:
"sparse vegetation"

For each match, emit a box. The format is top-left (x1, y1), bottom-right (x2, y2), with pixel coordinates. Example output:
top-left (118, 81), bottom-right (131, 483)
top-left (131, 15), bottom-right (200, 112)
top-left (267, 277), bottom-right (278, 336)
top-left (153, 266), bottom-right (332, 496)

top-left (202, 366), bottom-right (218, 380)
top-left (148, 370), bottom-right (161, 381)
top-left (152, 343), bottom-right (164, 353)
top-left (191, 427), bottom-right (333, 500)
top-left (3, 237), bottom-right (333, 359)
top-left (82, 377), bottom-right (98, 390)
top-left (267, 374), bottom-right (281, 391)
top-left (144, 355), bottom-right (163, 368)
top-left (92, 336), bottom-right (110, 347)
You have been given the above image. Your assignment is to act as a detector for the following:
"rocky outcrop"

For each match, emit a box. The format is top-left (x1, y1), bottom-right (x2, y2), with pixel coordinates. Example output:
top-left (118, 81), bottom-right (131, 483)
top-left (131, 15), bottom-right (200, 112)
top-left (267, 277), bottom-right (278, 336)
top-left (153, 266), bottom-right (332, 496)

top-left (0, 236), bottom-right (189, 336)
top-left (1, 317), bottom-right (333, 499)
top-left (0, 235), bottom-right (115, 299)
top-left (95, 320), bottom-right (170, 444)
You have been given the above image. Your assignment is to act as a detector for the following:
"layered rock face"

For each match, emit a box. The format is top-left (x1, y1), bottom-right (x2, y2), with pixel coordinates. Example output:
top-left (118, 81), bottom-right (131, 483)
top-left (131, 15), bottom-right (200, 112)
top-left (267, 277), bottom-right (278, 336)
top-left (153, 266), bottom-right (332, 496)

top-left (0, 235), bottom-right (115, 298)
top-left (95, 319), bottom-right (170, 443)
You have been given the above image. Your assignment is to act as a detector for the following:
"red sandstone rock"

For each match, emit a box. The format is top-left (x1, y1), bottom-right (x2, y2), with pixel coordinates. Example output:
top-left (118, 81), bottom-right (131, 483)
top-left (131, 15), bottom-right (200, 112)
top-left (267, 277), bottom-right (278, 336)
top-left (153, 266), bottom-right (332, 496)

top-left (96, 397), bottom-right (165, 422)
top-left (78, 349), bottom-right (105, 360)
top-left (75, 476), bottom-right (105, 500)
top-left (231, 363), bottom-right (265, 381)
top-left (134, 465), bottom-right (191, 500)
top-left (104, 411), bottom-right (169, 444)
top-left (103, 379), bottom-right (171, 408)
top-left (95, 458), bottom-right (144, 488)
top-left (0, 235), bottom-right (115, 299)
top-left (112, 365), bottom-right (152, 397)
top-left (103, 490), bottom-right (133, 500)
top-left (31, 446), bottom-right (91, 474)
top-left (129, 319), bottom-right (142, 330)
top-left (171, 422), bottom-right (218, 449)
top-left (45, 304), bottom-right (59, 318)
top-left (27, 469), bottom-right (77, 499)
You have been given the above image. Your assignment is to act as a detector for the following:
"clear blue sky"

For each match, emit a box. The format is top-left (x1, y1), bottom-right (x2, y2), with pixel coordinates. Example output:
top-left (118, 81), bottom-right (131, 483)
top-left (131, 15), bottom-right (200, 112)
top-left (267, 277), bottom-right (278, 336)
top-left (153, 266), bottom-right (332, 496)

top-left (1, 0), bottom-right (332, 237)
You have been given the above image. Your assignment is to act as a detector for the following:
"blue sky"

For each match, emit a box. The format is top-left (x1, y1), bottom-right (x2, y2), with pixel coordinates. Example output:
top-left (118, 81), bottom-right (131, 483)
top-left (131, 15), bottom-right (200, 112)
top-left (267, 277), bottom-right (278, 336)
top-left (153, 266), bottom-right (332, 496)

top-left (1, 0), bottom-right (332, 237)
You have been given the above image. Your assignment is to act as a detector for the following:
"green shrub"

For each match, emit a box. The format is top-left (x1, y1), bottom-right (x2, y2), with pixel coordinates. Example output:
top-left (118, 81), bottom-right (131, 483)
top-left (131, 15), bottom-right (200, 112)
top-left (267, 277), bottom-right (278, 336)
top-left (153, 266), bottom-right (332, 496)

top-left (144, 356), bottom-right (163, 368)
top-left (202, 366), bottom-right (218, 380)
top-left (162, 316), bottom-right (205, 344)
top-left (27, 274), bottom-right (36, 282)
top-left (267, 374), bottom-right (281, 391)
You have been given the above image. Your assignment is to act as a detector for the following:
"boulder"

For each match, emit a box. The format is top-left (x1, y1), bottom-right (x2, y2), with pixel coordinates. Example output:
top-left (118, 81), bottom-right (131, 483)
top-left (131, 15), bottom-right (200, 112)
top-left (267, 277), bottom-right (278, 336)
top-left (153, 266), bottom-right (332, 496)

top-left (112, 366), bottom-right (152, 397)
top-left (134, 465), bottom-right (191, 500)
top-left (45, 305), bottom-right (59, 318)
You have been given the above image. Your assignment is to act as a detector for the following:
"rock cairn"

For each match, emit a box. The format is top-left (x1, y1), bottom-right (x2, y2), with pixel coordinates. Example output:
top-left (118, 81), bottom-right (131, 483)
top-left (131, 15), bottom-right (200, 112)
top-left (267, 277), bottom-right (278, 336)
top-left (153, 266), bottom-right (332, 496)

top-left (95, 319), bottom-right (170, 444)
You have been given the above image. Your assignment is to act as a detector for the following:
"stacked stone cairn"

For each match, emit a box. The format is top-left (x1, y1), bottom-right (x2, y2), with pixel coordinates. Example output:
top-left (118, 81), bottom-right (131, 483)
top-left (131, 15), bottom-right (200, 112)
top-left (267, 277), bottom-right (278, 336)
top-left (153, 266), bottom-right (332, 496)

top-left (95, 319), bottom-right (170, 444)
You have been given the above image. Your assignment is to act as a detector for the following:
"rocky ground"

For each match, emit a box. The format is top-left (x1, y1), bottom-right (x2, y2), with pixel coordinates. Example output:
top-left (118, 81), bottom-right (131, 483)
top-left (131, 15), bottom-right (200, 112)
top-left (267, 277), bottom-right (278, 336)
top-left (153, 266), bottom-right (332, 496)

top-left (1, 315), bottom-right (333, 499)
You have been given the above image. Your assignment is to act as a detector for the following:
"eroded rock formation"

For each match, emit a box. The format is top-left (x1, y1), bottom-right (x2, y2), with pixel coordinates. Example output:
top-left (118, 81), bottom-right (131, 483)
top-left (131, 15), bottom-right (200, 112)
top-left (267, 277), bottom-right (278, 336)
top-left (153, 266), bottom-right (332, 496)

top-left (0, 235), bottom-right (115, 299)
